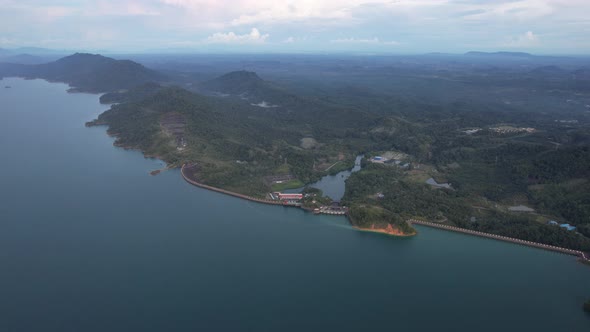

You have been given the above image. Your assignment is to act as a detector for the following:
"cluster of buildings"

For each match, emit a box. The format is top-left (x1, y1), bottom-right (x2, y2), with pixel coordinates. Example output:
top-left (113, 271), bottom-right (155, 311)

top-left (268, 192), bottom-right (348, 215)
top-left (313, 202), bottom-right (347, 215)
top-left (369, 156), bottom-right (410, 168)
top-left (489, 126), bottom-right (536, 134)
top-left (269, 192), bottom-right (303, 206)
top-left (462, 126), bottom-right (537, 135)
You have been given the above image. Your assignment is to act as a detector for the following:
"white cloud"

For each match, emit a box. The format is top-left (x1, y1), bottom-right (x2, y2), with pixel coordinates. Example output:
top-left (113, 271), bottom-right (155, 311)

top-left (1, 0), bottom-right (590, 52)
top-left (503, 30), bottom-right (540, 47)
top-left (229, 1), bottom-right (355, 26)
top-left (331, 37), bottom-right (398, 45)
top-left (205, 28), bottom-right (269, 44)
top-left (88, 2), bottom-right (161, 17)
top-left (281, 36), bottom-right (311, 44)
top-left (523, 31), bottom-right (538, 42)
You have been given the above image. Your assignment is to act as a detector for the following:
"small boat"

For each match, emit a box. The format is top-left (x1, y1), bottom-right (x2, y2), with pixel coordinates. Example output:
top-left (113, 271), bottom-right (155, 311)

top-left (4, 86), bottom-right (11, 88)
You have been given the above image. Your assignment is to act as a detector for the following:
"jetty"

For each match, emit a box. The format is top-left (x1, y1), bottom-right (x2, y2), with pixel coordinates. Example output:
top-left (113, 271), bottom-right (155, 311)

top-left (409, 219), bottom-right (589, 262)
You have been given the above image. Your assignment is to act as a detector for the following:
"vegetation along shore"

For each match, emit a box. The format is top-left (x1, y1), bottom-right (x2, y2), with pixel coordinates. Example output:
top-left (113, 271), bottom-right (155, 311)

top-left (3, 52), bottom-right (590, 256)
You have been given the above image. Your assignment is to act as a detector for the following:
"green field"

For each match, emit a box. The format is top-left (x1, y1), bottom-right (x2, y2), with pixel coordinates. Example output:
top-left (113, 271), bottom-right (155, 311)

top-left (271, 179), bottom-right (305, 192)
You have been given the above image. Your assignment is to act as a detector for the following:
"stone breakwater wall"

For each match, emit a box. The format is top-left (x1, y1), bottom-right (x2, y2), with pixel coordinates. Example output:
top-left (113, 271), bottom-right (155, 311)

top-left (181, 164), bottom-right (282, 206)
top-left (409, 219), bottom-right (589, 261)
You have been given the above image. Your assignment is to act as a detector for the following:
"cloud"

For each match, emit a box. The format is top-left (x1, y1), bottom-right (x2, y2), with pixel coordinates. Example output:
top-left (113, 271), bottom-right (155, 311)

top-left (522, 31), bottom-right (538, 42)
top-left (205, 28), bottom-right (269, 44)
top-left (503, 31), bottom-right (540, 47)
top-left (88, 2), bottom-right (161, 17)
top-left (1, 0), bottom-right (590, 53)
top-left (158, 0), bottom-right (377, 26)
top-left (331, 37), bottom-right (399, 45)
top-left (229, 2), bottom-right (355, 26)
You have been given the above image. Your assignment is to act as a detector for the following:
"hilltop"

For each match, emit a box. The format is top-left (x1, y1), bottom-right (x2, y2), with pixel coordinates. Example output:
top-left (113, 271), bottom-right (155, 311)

top-left (201, 70), bottom-right (297, 105)
top-left (203, 70), bottom-right (265, 95)
top-left (0, 53), bottom-right (165, 92)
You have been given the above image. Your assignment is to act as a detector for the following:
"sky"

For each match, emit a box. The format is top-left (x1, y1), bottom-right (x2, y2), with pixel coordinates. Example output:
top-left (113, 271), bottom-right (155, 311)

top-left (1, 0), bottom-right (589, 54)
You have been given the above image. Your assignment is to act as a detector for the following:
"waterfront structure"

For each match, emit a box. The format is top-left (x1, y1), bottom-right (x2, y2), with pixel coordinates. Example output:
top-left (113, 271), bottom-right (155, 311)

top-left (272, 192), bottom-right (303, 206)
top-left (275, 193), bottom-right (303, 200)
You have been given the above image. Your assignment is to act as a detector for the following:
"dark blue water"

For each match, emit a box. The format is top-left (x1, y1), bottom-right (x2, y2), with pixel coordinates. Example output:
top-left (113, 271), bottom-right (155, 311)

top-left (1, 78), bottom-right (589, 332)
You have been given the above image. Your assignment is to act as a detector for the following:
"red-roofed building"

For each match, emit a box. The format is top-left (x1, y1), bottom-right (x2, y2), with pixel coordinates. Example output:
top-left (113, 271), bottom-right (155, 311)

top-left (275, 193), bottom-right (303, 200)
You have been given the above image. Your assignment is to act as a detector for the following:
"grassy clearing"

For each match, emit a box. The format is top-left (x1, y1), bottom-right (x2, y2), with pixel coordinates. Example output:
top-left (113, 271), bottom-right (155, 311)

top-left (271, 179), bottom-right (305, 192)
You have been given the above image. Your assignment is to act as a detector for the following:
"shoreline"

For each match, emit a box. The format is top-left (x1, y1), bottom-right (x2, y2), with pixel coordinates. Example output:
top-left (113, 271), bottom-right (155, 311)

top-left (180, 164), bottom-right (588, 261)
top-left (181, 163), bottom-right (283, 206)
top-left (181, 163), bottom-right (414, 235)
top-left (347, 212), bottom-right (417, 237)
top-left (410, 219), bottom-right (590, 262)
top-left (87, 122), bottom-right (173, 173)
top-left (353, 226), bottom-right (417, 237)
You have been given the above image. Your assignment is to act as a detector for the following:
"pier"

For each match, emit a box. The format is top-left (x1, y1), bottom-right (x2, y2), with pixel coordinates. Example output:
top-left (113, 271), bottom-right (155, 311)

top-left (409, 219), bottom-right (589, 262)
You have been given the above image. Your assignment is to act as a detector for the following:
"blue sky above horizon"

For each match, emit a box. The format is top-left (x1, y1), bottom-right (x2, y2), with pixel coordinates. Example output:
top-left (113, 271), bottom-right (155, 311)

top-left (1, 0), bottom-right (589, 54)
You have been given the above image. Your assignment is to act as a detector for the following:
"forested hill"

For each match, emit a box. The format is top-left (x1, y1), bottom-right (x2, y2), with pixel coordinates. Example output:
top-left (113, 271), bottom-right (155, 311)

top-left (86, 85), bottom-right (373, 194)
top-left (204, 70), bottom-right (265, 94)
top-left (0, 53), bottom-right (165, 92)
top-left (202, 70), bottom-right (298, 104)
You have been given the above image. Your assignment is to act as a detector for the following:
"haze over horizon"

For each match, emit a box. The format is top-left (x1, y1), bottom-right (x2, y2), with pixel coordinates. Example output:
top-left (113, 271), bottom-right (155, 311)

top-left (1, 0), bottom-right (589, 55)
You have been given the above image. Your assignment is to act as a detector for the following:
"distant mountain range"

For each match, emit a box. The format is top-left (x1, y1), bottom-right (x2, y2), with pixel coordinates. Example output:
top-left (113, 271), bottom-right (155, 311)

top-left (0, 53), bottom-right (48, 65)
top-left (465, 51), bottom-right (533, 57)
top-left (0, 53), bottom-right (165, 92)
top-left (0, 47), bottom-right (72, 55)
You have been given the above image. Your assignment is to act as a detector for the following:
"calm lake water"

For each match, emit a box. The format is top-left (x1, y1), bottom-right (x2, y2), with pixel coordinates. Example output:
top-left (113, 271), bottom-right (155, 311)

top-left (309, 155), bottom-right (362, 201)
top-left (1, 78), bottom-right (589, 332)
